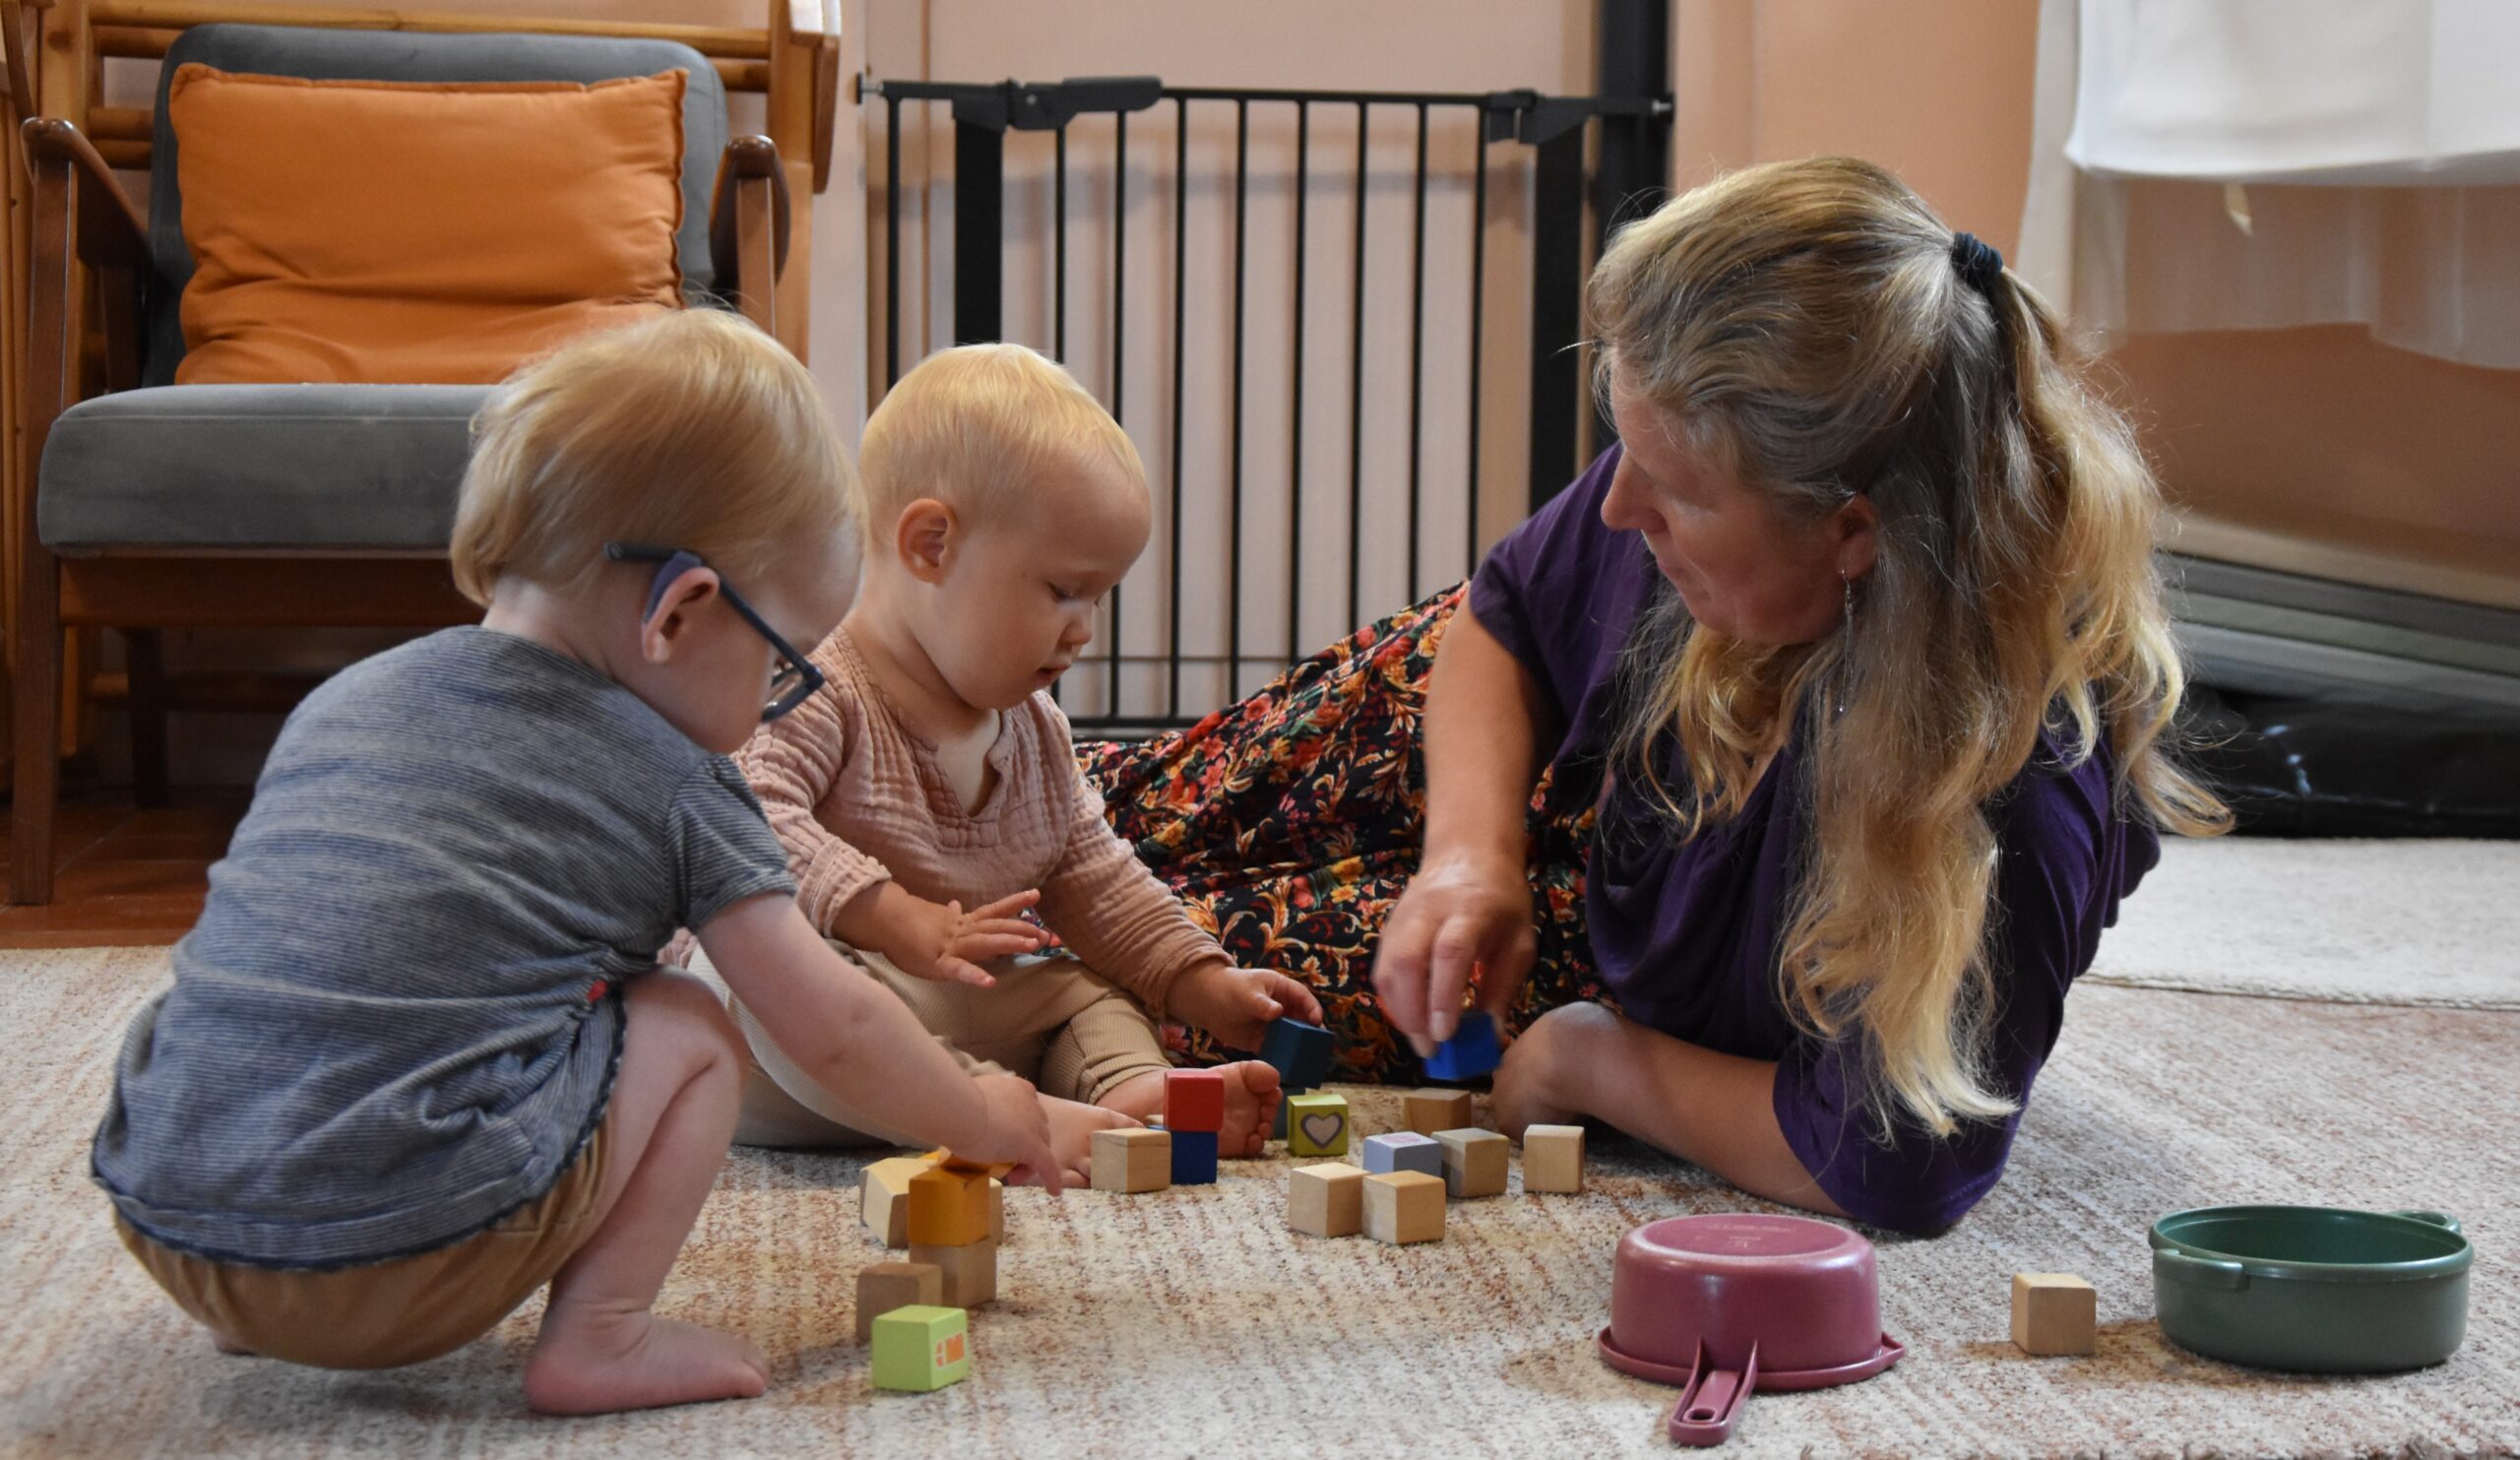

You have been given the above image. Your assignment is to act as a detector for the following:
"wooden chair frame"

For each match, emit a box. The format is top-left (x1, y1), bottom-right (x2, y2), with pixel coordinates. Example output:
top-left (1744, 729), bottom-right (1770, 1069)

top-left (3, 0), bottom-right (842, 904)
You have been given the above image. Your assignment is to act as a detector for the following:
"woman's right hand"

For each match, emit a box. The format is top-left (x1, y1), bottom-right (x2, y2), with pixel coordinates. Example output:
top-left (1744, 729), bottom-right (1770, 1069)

top-left (1371, 852), bottom-right (1539, 1055)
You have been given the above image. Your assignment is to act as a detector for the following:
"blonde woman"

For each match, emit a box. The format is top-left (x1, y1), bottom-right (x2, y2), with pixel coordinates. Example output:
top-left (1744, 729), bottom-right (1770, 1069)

top-left (1088, 156), bottom-right (2226, 1238)
top-left (1364, 157), bottom-right (2230, 1234)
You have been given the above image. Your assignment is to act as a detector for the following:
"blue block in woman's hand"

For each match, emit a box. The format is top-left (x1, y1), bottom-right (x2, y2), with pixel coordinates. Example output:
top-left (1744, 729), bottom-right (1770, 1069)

top-left (1424, 1011), bottom-right (1501, 1081)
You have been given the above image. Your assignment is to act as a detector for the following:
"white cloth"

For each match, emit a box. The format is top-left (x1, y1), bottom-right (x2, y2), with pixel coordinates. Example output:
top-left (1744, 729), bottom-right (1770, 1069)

top-left (2022, 0), bottom-right (2520, 369)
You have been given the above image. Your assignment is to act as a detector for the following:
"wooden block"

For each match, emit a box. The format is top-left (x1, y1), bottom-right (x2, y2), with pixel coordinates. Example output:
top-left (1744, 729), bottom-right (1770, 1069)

top-left (929, 1150), bottom-right (1016, 1178)
top-left (1260, 1017), bottom-right (1337, 1090)
top-left (1288, 1163), bottom-right (1367, 1238)
top-left (1403, 1088), bottom-right (1474, 1136)
top-left (1361, 1131), bottom-right (1444, 1178)
top-left (987, 1176), bottom-right (1004, 1242)
top-left (1521, 1124), bottom-right (1586, 1193)
top-left (911, 1236), bottom-right (999, 1307)
top-left (870, 1303), bottom-right (970, 1391)
top-left (907, 1166), bottom-right (991, 1247)
top-left (860, 1155), bottom-right (933, 1248)
top-left (1164, 1068), bottom-right (1226, 1132)
top-left (1362, 1171), bottom-right (1446, 1245)
top-left (1287, 1092), bottom-right (1351, 1158)
top-left (1090, 1126), bottom-right (1172, 1193)
top-left (1434, 1128), bottom-right (1510, 1198)
top-left (1170, 1127), bottom-right (1219, 1184)
top-left (2010, 1273), bottom-right (2096, 1356)
top-left (854, 1261), bottom-right (943, 1343)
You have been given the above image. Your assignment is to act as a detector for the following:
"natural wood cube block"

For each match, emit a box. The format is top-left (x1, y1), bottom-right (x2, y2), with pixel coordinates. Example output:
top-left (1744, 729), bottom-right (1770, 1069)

top-left (2011, 1273), bottom-right (2096, 1356)
top-left (908, 1166), bottom-right (992, 1246)
top-left (854, 1260), bottom-right (943, 1342)
top-left (1090, 1126), bottom-right (1172, 1193)
top-left (1363, 1171), bottom-right (1446, 1245)
top-left (859, 1154), bottom-right (932, 1248)
top-left (1288, 1162), bottom-right (1367, 1238)
top-left (911, 1236), bottom-right (999, 1307)
top-left (1434, 1127), bottom-right (1510, 1198)
top-left (1521, 1124), bottom-right (1586, 1193)
top-left (1403, 1089), bottom-right (1474, 1136)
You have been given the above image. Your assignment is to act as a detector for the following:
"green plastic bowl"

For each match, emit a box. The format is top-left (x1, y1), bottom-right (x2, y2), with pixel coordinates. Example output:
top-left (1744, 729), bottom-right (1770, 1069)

top-left (2150, 1205), bottom-right (2471, 1372)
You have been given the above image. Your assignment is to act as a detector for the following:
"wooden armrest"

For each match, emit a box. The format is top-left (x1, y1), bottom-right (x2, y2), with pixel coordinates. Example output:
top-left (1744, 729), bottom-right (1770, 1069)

top-left (710, 135), bottom-right (793, 336)
top-left (22, 117), bottom-right (151, 271)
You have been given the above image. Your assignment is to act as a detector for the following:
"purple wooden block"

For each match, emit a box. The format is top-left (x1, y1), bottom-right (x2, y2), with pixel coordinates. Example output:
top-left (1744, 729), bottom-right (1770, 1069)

top-left (1362, 1131), bottom-right (1443, 1178)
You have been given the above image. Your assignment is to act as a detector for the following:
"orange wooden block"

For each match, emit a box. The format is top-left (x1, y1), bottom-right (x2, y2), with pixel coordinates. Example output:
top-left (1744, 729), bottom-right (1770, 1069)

top-left (908, 1166), bottom-right (990, 1246)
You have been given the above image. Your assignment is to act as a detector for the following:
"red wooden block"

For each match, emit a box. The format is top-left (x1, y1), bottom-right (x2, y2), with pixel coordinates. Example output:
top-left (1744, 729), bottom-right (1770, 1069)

top-left (1164, 1069), bottom-right (1226, 1132)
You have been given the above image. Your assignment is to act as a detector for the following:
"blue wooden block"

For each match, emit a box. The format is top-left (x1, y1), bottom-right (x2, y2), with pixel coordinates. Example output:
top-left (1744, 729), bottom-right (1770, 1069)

top-left (1170, 1127), bottom-right (1219, 1185)
top-left (1361, 1131), bottom-right (1443, 1178)
top-left (1423, 1011), bottom-right (1501, 1081)
top-left (1272, 1101), bottom-right (1289, 1141)
top-left (1260, 1017), bottom-right (1337, 1091)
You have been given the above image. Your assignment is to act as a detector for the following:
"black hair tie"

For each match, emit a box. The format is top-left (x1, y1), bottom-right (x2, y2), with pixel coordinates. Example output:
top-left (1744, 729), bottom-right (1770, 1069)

top-left (1950, 231), bottom-right (2004, 295)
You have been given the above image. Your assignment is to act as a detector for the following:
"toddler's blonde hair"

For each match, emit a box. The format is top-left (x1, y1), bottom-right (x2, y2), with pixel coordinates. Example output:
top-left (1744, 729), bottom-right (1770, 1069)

top-left (855, 344), bottom-right (1146, 543)
top-left (451, 309), bottom-right (853, 605)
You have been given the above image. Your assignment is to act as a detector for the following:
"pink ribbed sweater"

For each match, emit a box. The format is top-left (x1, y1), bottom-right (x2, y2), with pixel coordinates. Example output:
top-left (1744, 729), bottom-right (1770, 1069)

top-left (728, 626), bottom-right (1223, 1017)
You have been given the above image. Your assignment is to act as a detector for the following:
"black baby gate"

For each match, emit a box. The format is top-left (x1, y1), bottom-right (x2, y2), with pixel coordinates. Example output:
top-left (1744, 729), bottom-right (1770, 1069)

top-left (865, 47), bottom-right (1670, 734)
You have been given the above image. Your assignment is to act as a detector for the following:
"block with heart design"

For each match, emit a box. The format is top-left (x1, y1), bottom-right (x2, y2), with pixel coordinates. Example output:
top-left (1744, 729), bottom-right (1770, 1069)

top-left (1435, 1127), bottom-right (1509, 1199)
top-left (1286, 1092), bottom-right (1351, 1158)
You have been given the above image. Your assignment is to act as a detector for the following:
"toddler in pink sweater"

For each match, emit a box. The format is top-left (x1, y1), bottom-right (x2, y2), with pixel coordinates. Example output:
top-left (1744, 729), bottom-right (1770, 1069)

top-left (692, 344), bottom-right (1320, 1177)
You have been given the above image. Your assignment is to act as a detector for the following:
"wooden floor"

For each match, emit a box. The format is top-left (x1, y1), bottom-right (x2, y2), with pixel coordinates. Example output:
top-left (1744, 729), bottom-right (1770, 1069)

top-left (0, 788), bottom-right (244, 947)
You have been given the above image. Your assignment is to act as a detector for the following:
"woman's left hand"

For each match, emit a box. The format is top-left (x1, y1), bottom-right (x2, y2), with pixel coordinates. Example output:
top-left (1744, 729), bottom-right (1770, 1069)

top-left (1167, 962), bottom-right (1326, 1051)
top-left (1489, 1001), bottom-right (1615, 1137)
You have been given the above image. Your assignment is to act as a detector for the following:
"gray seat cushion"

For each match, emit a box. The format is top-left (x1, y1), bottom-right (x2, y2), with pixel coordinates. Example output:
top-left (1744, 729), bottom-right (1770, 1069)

top-left (141, 25), bottom-right (726, 386)
top-left (39, 386), bottom-right (493, 552)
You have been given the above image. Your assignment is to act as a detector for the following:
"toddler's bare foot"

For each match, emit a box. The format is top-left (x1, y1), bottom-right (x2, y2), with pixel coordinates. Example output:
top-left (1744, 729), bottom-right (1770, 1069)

top-left (524, 1304), bottom-right (767, 1416)
top-left (1101, 1062), bottom-right (1281, 1157)
top-left (206, 1327), bottom-right (255, 1356)
top-left (1038, 1095), bottom-right (1136, 1186)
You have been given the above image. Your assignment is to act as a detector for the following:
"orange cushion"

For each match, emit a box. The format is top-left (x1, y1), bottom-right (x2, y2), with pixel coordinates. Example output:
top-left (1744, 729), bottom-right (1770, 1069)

top-left (168, 64), bottom-right (686, 386)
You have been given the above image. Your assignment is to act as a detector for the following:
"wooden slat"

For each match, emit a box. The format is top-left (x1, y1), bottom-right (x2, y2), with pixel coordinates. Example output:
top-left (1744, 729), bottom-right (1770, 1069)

top-left (87, 102), bottom-right (144, 140)
top-left (93, 22), bottom-right (171, 57)
top-left (59, 556), bottom-right (478, 628)
top-left (89, 2), bottom-right (772, 58)
top-left (94, 137), bottom-right (146, 169)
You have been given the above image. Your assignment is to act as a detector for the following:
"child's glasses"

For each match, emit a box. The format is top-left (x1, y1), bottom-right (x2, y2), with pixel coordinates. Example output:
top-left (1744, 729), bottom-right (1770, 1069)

top-left (603, 542), bottom-right (825, 723)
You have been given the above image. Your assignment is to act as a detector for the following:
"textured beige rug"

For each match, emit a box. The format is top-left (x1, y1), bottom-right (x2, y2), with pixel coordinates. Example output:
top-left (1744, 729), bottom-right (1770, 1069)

top-left (2089, 838), bottom-right (2520, 1009)
top-left (5, 938), bottom-right (2517, 1458)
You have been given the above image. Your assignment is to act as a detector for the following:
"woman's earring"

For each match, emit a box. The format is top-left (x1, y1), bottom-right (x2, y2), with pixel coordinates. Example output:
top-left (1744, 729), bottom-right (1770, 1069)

top-left (1836, 572), bottom-right (1857, 718)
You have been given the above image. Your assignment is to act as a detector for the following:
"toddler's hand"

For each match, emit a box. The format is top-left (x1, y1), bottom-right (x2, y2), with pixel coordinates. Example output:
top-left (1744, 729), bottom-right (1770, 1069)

top-left (887, 889), bottom-right (1045, 986)
top-left (960, 1073), bottom-right (1065, 1194)
top-left (1167, 963), bottom-right (1325, 1051)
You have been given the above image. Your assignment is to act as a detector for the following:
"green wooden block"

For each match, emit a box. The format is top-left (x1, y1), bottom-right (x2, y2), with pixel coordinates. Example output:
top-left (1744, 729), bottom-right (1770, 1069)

top-left (1287, 1092), bottom-right (1351, 1158)
top-left (870, 1304), bottom-right (971, 1392)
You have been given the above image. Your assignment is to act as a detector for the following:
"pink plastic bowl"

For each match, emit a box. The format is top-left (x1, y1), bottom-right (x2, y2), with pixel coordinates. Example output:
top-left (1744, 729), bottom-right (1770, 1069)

top-left (1599, 1215), bottom-right (1904, 1445)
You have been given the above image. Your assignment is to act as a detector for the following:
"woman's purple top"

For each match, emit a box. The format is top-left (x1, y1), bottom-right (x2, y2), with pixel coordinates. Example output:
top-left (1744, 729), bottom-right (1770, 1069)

top-left (1470, 447), bottom-right (2159, 1234)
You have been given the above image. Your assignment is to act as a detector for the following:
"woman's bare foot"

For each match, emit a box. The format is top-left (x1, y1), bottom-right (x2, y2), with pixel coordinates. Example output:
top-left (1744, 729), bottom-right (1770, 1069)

top-left (523, 1304), bottom-right (768, 1416)
top-left (1034, 1095), bottom-right (1136, 1186)
top-left (1099, 1060), bottom-right (1283, 1157)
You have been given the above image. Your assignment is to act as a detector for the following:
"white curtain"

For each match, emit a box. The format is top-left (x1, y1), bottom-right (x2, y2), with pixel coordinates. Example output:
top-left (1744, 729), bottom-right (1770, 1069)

top-left (2020, 0), bottom-right (2520, 369)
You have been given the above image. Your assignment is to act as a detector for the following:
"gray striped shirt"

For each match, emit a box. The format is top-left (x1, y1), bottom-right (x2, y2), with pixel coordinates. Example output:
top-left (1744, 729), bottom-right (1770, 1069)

top-left (93, 627), bottom-right (794, 1268)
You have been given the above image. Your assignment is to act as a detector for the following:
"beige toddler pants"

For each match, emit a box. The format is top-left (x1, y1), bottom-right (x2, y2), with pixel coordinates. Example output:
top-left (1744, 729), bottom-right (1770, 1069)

top-left (688, 941), bottom-right (1169, 1149)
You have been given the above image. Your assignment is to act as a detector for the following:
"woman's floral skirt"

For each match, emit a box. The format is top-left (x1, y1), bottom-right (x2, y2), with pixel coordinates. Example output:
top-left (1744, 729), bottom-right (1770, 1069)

top-left (1078, 585), bottom-right (1603, 1084)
